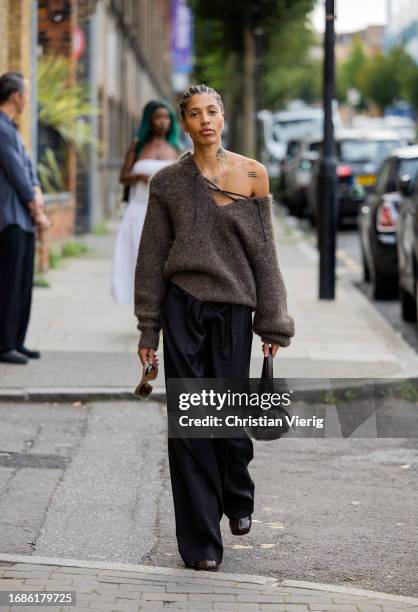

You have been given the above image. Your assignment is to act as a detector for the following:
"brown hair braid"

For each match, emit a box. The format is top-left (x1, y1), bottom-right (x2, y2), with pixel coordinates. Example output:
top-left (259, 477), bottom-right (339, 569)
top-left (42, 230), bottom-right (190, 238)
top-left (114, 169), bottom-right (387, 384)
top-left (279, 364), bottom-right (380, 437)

top-left (179, 84), bottom-right (224, 118)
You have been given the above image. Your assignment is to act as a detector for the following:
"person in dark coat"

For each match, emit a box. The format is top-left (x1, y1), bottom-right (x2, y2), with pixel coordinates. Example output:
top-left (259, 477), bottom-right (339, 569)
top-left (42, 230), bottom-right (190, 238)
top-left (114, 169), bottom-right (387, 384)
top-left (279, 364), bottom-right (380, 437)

top-left (0, 72), bottom-right (50, 365)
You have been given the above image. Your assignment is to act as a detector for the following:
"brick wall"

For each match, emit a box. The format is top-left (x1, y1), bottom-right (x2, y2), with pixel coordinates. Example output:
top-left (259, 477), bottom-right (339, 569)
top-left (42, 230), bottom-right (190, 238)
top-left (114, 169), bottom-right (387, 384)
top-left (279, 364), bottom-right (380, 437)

top-left (38, 0), bottom-right (78, 251)
top-left (0, 0), bottom-right (34, 150)
top-left (0, 1), bottom-right (8, 74)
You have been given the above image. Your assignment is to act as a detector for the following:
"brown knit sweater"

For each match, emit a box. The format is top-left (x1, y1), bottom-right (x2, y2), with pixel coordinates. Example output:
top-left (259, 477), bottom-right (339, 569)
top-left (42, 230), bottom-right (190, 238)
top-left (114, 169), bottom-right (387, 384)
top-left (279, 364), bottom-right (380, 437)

top-left (134, 151), bottom-right (295, 350)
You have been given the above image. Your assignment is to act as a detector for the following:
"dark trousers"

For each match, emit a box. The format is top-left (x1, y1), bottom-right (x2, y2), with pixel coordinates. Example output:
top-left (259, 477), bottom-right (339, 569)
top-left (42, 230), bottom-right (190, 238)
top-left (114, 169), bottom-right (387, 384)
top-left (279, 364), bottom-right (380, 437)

top-left (0, 225), bottom-right (35, 352)
top-left (161, 281), bottom-right (255, 566)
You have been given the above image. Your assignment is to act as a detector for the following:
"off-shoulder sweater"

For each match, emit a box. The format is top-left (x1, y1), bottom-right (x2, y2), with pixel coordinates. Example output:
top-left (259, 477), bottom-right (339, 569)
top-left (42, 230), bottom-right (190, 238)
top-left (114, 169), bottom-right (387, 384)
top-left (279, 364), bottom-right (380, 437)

top-left (134, 150), bottom-right (295, 351)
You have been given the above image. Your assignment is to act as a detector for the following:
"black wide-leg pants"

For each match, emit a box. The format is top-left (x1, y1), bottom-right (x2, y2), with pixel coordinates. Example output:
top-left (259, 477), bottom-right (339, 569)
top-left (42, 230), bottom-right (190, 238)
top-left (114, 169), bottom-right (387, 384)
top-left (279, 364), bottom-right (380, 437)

top-left (161, 281), bottom-right (255, 566)
top-left (0, 225), bottom-right (35, 353)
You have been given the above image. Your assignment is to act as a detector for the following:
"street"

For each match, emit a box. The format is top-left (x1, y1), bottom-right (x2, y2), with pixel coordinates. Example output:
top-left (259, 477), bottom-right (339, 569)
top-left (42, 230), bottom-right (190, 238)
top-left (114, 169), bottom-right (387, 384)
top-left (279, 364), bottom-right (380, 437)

top-left (0, 400), bottom-right (417, 599)
top-left (1, 206), bottom-right (417, 610)
top-left (282, 208), bottom-right (418, 353)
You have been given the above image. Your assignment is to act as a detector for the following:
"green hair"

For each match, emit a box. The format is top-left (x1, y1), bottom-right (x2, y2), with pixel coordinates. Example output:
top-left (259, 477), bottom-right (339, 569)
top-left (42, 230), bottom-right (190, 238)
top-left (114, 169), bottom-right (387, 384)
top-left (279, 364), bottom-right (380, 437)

top-left (134, 100), bottom-right (182, 156)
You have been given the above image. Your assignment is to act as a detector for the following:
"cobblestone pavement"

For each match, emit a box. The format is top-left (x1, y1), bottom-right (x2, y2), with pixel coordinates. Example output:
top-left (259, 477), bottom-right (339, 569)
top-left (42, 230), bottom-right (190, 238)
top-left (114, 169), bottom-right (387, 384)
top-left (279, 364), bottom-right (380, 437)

top-left (0, 556), bottom-right (417, 612)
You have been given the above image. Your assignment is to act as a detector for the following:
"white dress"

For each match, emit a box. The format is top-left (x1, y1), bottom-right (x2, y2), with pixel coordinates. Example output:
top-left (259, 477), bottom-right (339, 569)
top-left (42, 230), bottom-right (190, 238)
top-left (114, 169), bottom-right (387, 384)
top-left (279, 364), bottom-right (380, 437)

top-left (111, 158), bottom-right (173, 304)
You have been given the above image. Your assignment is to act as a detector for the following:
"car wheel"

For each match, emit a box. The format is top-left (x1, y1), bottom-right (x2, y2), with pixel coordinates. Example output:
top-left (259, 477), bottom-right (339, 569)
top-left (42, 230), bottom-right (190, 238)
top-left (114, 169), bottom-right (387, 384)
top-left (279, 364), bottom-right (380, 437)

top-left (416, 279), bottom-right (418, 328)
top-left (400, 285), bottom-right (417, 322)
top-left (308, 206), bottom-right (317, 227)
top-left (362, 249), bottom-right (370, 283)
top-left (371, 265), bottom-right (396, 300)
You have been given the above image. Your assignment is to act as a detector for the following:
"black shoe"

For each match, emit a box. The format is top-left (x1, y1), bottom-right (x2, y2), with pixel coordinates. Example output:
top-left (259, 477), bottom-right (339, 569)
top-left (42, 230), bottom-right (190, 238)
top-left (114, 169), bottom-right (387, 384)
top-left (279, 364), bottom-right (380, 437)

top-left (17, 346), bottom-right (41, 359)
top-left (0, 350), bottom-right (29, 365)
top-left (229, 515), bottom-right (252, 536)
top-left (195, 560), bottom-right (219, 571)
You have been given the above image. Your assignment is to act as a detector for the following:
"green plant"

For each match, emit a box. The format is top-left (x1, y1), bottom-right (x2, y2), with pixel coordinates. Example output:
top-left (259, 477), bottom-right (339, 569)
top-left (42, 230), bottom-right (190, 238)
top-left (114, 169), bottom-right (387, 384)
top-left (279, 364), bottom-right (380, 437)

top-left (92, 220), bottom-right (110, 235)
top-left (34, 275), bottom-right (50, 288)
top-left (392, 381), bottom-right (418, 402)
top-left (38, 56), bottom-right (101, 153)
top-left (48, 246), bottom-right (63, 269)
top-left (37, 56), bottom-right (102, 192)
top-left (38, 148), bottom-right (66, 194)
top-left (321, 388), bottom-right (338, 405)
top-left (61, 240), bottom-right (90, 258)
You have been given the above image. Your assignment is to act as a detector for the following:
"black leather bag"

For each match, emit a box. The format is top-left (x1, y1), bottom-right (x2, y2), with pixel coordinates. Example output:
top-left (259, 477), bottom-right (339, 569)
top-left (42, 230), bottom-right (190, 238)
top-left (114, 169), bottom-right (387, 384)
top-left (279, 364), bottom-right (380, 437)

top-left (244, 346), bottom-right (293, 441)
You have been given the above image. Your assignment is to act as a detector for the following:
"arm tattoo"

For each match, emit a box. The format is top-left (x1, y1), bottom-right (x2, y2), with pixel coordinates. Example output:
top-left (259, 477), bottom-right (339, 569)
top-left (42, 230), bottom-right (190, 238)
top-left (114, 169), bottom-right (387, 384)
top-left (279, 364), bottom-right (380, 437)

top-left (210, 176), bottom-right (219, 184)
top-left (248, 171), bottom-right (258, 178)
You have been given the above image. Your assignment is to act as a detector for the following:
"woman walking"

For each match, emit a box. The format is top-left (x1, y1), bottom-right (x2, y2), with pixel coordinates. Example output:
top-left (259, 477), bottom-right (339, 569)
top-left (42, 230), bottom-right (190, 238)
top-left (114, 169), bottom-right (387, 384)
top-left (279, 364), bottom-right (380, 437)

top-left (134, 85), bottom-right (294, 571)
top-left (111, 100), bottom-right (181, 304)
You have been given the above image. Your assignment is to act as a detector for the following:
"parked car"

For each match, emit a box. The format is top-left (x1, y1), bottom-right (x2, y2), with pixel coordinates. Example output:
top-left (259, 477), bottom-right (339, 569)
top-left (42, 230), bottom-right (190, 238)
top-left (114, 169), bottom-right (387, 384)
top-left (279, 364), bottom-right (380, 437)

top-left (358, 145), bottom-right (418, 299)
top-left (279, 138), bottom-right (303, 206)
top-left (258, 101), bottom-right (341, 188)
top-left (282, 134), bottom-right (321, 216)
top-left (273, 101), bottom-right (342, 144)
top-left (308, 129), bottom-right (403, 225)
top-left (384, 115), bottom-right (416, 145)
top-left (352, 114), bottom-right (415, 144)
top-left (257, 110), bottom-right (287, 182)
top-left (396, 157), bottom-right (418, 321)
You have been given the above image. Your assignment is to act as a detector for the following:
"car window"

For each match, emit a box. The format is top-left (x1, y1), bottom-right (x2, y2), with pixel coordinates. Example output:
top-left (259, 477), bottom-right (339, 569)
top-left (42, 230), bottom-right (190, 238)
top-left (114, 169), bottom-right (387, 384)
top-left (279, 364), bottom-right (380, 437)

top-left (398, 158), bottom-right (418, 183)
top-left (308, 141), bottom-right (322, 152)
top-left (286, 140), bottom-right (301, 159)
top-left (375, 160), bottom-right (392, 194)
top-left (273, 118), bottom-right (322, 142)
top-left (337, 139), bottom-right (401, 164)
top-left (385, 159), bottom-right (399, 192)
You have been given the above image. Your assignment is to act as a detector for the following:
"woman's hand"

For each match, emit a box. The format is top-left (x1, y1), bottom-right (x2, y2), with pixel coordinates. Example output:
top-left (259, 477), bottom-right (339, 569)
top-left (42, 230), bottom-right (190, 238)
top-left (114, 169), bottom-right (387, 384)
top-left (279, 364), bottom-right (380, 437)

top-left (138, 347), bottom-right (159, 366)
top-left (262, 342), bottom-right (280, 358)
top-left (133, 173), bottom-right (150, 184)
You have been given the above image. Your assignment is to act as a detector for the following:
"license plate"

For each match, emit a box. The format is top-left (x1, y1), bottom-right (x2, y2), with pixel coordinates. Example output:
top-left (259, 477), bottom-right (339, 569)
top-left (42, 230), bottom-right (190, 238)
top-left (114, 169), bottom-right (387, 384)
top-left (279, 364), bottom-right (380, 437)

top-left (357, 175), bottom-right (376, 186)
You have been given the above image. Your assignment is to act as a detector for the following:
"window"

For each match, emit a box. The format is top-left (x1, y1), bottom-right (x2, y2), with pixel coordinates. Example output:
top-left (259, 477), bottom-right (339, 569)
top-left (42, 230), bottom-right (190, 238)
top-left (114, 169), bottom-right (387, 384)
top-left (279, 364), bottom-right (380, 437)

top-left (337, 140), bottom-right (401, 164)
top-left (375, 160), bottom-right (393, 194)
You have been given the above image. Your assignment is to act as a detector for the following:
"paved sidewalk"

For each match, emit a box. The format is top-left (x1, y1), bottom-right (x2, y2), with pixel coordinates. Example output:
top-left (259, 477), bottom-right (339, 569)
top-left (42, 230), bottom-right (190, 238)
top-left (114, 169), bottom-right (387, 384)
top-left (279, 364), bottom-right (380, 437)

top-left (0, 554), bottom-right (416, 612)
top-left (1, 209), bottom-right (418, 397)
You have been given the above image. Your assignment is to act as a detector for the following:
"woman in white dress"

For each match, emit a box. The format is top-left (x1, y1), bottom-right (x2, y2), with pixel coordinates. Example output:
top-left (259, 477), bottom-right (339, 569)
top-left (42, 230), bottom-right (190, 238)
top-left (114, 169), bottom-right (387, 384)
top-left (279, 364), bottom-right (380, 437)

top-left (112, 100), bottom-right (182, 304)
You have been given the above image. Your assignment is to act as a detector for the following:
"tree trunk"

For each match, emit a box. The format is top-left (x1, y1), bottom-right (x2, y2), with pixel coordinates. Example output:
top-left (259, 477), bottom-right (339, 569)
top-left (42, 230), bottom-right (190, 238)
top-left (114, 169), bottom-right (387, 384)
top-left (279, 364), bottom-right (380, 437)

top-left (241, 24), bottom-right (256, 157)
top-left (223, 51), bottom-right (240, 151)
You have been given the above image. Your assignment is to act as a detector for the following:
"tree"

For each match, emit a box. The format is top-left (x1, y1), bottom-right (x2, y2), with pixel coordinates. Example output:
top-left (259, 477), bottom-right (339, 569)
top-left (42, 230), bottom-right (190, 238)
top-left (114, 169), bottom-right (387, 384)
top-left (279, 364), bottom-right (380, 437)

top-left (261, 19), bottom-right (321, 109)
top-left (190, 0), bottom-right (315, 155)
top-left (358, 46), bottom-right (417, 113)
top-left (359, 52), bottom-right (398, 111)
top-left (337, 37), bottom-right (367, 107)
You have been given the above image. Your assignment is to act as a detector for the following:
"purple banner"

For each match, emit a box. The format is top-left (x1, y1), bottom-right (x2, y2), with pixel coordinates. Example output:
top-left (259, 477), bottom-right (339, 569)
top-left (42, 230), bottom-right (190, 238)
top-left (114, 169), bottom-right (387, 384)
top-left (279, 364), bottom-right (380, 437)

top-left (171, 0), bottom-right (193, 74)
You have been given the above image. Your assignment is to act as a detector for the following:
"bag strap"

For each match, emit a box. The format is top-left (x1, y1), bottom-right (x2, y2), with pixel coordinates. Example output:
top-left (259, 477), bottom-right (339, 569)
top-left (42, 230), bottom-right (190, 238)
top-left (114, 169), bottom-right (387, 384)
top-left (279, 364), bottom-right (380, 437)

top-left (261, 345), bottom-right (273, 379)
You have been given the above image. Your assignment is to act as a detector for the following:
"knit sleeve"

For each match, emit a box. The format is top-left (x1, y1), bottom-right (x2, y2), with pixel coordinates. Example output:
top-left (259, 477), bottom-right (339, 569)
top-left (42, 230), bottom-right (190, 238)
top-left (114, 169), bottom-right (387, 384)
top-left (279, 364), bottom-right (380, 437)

top-left (245, 197), bottom-right (295, 347)
top-left (134, 176), bottom-right (174, 350)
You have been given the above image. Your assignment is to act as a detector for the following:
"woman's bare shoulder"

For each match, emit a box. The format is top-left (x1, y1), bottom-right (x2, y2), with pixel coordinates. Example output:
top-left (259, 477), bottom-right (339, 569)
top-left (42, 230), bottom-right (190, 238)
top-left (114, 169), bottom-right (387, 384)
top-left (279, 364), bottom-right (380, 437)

top-left (224, 152), bottom-right (269, 196)
top-left (225, 151), bottom-right (267, 176)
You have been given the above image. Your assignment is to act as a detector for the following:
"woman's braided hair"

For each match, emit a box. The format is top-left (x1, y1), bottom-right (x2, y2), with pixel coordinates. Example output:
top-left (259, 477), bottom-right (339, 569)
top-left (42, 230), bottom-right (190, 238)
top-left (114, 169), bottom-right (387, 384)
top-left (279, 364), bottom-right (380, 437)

top-left (179, 84), bottom-right (224, 118)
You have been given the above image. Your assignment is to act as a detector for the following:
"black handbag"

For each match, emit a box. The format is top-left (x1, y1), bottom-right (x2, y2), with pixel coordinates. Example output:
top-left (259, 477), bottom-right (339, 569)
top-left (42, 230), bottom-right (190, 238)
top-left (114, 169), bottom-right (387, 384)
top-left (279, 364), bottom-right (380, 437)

top-left (244, 346), bottom-right (293, 441)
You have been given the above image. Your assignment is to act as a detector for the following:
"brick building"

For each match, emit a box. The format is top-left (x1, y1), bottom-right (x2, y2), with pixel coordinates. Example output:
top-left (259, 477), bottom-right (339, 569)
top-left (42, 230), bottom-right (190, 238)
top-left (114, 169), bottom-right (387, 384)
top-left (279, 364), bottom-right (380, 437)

top-left (1, 0), bottom-right (174, 258)
top-left (73, 0), bottom-right (174, 232)
top-left (336, 25), bottom-right (385, 63)
top-left (0, 0), bottom-right (36, 152)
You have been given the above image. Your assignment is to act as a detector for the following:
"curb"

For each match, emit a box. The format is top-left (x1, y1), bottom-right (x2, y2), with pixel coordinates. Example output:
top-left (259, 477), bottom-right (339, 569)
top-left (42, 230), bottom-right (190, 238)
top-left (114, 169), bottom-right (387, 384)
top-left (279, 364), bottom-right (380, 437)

top-left (0, 387), bottom-right (167, 403)
top-left (280, 579), bottom-right (418, 605)
top-left (0, 378), bottom-right (416, 403)
top-left (0, 554), bottom-right (275, 586)
top-left (0, 554), bottom-right (416, 604)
